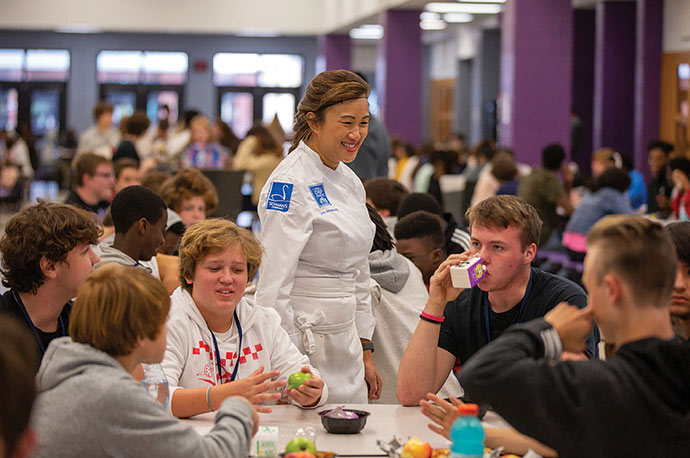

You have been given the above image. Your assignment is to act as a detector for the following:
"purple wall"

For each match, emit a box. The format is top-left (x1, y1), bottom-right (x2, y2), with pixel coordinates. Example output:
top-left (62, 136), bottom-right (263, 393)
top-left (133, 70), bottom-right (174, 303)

top-left (319, 34), bottom-right (351, 71)
top-left (572, 9), bottom-right (596, 174)
top-left (593, 1), bottom-right (636, 154)
top-left (376, 10), bottom-right (422, 146)
top-left (634, 0), bottom-right (663, 178)
top-left (499, 0), bottom-right (573, 166)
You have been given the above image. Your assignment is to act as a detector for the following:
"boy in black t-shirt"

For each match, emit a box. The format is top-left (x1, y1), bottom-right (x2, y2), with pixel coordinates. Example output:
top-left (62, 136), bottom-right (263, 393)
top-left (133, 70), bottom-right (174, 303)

top-left (0, 202), bottom-right (101, 359)
top-left (397, 195), bottom-right (599, 406)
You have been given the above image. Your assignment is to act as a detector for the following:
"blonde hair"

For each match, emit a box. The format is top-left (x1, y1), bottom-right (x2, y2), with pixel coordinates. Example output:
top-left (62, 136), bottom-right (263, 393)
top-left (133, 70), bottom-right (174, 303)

top-left (465, 195), bottom-right (542, 249)
top-left (587, 215), bottom-right (677, 308)
top-left (70, 264), bottom-right (170, 356)
top-left (189, 115), bottom-right (215, 142)
top-left (290, 70), bottom-right (369, 153)
top-left (178, 218), bottom-right (263, 292)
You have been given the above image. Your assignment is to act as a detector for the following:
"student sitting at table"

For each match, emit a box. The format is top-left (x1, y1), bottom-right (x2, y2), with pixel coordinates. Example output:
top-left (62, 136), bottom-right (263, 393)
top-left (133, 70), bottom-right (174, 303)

top-left (397, 195), bottom-right (599, 406)
top-left (0, 202), bottom-right (101, 360)
top-left (394, 211), bottom-right (447, 287)
top-left (665, 222), bottom-right (690, 341)
top-left (96, 185), bottom-right (167, 275)
top-left (451, 215), bottom-right (690, 458)
top-left (0, 319), bottom-right (40, 458)
top-left (32, 264), bottom-right (258, 458)
top-left (162, 218), bottom-right (327, 418)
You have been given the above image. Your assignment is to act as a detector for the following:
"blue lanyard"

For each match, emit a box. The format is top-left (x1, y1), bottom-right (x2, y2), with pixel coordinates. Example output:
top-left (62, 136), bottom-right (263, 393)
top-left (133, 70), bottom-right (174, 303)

top-left (483, 271), bottom-right (533, 343)
top-left (209, 311), bottom-right (242, 384)
top-left (13, 290), bottom-right (65, 355)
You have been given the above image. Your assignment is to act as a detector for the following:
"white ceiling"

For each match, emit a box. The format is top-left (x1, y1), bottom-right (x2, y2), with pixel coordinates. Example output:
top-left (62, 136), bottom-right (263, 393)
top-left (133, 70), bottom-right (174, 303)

top-left (0, 0), bottom-right (632, 36)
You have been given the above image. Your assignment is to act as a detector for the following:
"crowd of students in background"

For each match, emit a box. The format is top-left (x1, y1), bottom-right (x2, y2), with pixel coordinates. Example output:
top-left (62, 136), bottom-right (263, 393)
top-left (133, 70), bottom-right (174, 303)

top-left (0, 81), bottom-right (688, 458)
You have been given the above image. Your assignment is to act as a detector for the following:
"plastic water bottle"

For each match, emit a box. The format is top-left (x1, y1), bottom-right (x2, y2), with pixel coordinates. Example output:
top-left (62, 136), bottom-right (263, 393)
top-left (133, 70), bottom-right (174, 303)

top-left (450, 403), bottom-right (484, 458)
top-left (141, 363), bottom-right (169, 408)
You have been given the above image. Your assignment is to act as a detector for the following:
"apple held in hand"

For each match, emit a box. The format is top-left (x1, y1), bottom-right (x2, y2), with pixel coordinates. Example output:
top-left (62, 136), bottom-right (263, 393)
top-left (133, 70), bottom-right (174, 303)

top-left (284, 437), bottom-right (317, 455)
top-left (287, 371), bottom-right (313, 391)
top-left (402, 437), bottom-right (432, 458)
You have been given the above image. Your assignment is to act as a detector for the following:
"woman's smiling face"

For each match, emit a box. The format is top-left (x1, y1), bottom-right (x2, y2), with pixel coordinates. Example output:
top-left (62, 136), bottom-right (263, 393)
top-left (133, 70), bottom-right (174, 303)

top-left (307, 98), bottom-right (370, 169)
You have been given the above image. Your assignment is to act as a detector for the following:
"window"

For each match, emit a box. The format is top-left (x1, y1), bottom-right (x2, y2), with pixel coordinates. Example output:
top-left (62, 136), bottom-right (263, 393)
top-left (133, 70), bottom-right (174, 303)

top-left (213, 53), bottom-right (302, 136)
top-left (0, 49), bottom-right (69, 134)
top-left (97, 51), bottom-right (188, 84)
top-left (0, 49), bottom-right (70, 82)
top-left (213, 53), bottom-right (302, 87)
top-left (97, 50), bottom-right (188, 125)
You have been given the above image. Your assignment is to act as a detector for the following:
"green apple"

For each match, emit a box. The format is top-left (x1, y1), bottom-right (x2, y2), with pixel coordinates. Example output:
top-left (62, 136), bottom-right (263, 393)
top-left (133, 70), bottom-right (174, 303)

top-left (284, 437), bottom-right (317, 455)
top-left (287, 371), bottom-right (313, 391)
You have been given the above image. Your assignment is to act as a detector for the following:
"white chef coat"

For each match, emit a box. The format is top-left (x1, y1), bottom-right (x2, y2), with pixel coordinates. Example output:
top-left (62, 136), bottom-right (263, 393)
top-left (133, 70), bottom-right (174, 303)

top-left (256, 140), bottom-right (376, 403)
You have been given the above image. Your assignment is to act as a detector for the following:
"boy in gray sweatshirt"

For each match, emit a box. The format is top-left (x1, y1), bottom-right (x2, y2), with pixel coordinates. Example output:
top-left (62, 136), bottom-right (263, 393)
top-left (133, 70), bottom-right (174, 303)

top-left (32, 263), bottom-right (257, 458)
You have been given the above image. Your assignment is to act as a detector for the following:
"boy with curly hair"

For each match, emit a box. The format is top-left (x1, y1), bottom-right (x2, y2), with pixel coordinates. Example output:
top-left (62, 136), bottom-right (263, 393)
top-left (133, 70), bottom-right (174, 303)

top-left (0, 202), bottom-right (101, 359)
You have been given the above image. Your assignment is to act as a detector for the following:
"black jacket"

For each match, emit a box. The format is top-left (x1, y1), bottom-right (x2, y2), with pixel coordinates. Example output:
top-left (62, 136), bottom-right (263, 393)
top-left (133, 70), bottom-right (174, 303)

top-left (459, 319), bottom-right (690, 458)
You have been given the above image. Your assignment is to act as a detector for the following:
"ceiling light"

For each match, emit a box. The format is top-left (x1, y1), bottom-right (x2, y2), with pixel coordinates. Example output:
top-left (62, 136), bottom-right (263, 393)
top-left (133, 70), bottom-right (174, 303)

top-left (456, 0), bottom-right (506, 3)
top-left (234, 29), bottom-right (280, 38)
top-left (420, 12), bottom-right (442, 21)
top-left (444, 13), bottom-right (474, 23)
top-left (420, 20), bottom-right (447, 31)
top-left (425, 3), bottom-right (502, 14)
top-left (349, 25), bottom-right (384, 40)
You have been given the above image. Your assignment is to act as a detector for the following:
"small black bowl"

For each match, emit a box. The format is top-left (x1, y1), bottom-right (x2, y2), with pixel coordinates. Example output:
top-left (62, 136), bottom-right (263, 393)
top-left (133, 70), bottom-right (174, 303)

top-left (318, 409), bottom-right (370, 434)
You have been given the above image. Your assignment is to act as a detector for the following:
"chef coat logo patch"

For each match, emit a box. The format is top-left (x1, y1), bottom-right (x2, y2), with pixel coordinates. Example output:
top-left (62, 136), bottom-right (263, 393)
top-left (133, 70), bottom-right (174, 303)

top-left (266, 181), bottom-right (293, 212)
top-left (309, 184), bottom-right (331, 208)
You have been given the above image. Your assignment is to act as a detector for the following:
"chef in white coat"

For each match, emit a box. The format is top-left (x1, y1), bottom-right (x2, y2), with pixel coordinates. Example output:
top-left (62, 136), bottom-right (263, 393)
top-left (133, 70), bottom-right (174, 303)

top-left (256, 70), bottom-right (381, 403)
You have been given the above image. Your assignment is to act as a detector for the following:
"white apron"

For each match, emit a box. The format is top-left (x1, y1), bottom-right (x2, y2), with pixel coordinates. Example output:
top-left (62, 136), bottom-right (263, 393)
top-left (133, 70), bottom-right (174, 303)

top-left (291, 278), bottom-right (367, 403)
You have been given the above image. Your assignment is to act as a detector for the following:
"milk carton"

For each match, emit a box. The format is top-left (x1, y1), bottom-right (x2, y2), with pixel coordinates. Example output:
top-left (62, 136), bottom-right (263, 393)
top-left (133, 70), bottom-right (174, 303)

top-left (450, 255), bottom-right (486, 289)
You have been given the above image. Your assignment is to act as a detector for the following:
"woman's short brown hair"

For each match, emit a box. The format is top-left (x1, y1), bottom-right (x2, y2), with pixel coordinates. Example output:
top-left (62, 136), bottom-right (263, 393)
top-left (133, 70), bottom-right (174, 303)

top-left (464, 195), bottom-right (542, 249)
top-left (290, 70), bottom-right (370, 153)
top-left (0, 202), bottom-right (102, 293)
top-left (178, 218), bottom-right (263, 292)
top-left (70, 264), bottom-right (170, 357)
top-left (159, 168), bottom-right (219, 215)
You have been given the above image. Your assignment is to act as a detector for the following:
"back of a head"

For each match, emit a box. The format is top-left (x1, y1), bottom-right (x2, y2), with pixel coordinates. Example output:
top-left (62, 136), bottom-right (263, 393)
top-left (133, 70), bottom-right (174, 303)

top-left (542, 143), bottom-right (566, 171)
top-left (74, 153), bottom-right (110, 187)
top-left (587, 215), bottom-right (677, 308)
top-left (141, 169), bottom-right (173, 195)
top-left (595, 167), bottom-right (631, 193)
top-left (290, 70), bottom-right (369, 153)
top-left (0, 202), bottom-right (101, 294)
top-left (490, 152), bottom-right (519, 182)
top-left (110, 185), bottom-right (167, 234)
top-left (367, 203), bottom-right (394, 253)
top-left (394, 210), bottom-right (445, 250)
top-left (69, 264), bottom-right (170, 357)
top-left (465, 195), bottom-right (542, 249)
top-left (0, 319), bottom-right (39, 458)
top-left (397, 192), bottom-right (442, 219)
top-left (125, 110), bottom-right (150, 137)
top-left (364, 178), bottom-right (409, 216)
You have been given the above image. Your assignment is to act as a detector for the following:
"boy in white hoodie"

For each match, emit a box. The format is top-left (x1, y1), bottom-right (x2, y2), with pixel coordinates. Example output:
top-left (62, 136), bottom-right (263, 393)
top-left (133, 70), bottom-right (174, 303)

top-left (163, 218), bottom-right (327, 418)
